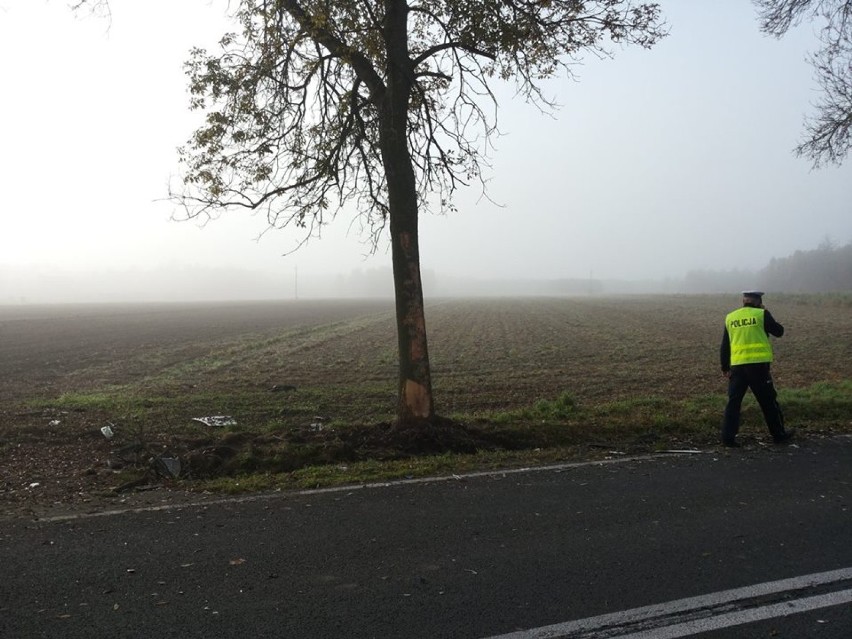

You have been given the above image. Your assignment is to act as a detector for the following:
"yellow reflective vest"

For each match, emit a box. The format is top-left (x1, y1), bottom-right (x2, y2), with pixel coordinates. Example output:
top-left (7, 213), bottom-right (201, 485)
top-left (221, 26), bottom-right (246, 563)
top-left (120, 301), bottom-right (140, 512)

top-left (725, 307), bottom-right (773, 365)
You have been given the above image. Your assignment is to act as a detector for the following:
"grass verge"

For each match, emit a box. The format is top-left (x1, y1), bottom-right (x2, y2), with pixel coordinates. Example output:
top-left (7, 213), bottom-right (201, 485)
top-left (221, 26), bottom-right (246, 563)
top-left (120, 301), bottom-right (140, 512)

top-left (12, 380), bottom-right (851, 496)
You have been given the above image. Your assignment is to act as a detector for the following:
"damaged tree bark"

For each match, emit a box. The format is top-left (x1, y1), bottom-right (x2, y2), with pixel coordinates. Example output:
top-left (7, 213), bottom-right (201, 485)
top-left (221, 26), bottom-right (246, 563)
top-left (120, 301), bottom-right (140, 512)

top-left (381, 0), bottom-right (434, 423)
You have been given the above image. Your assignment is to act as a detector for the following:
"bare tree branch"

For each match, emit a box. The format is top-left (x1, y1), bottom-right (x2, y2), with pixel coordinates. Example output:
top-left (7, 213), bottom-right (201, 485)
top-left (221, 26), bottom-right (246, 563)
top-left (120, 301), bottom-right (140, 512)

top-left (756, 0), bottom-right (852, 166)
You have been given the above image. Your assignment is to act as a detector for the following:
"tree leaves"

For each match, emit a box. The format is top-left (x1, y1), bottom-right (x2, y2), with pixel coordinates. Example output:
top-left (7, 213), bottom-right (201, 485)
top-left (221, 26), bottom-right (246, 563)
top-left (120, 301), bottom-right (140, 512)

top-left (172, 0), bottom-right (666, 245)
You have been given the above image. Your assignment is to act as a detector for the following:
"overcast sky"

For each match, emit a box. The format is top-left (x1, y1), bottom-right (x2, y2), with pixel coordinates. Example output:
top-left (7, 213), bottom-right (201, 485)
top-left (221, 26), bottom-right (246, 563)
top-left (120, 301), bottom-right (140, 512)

top-left (1, 0), bottom-right (850, 302)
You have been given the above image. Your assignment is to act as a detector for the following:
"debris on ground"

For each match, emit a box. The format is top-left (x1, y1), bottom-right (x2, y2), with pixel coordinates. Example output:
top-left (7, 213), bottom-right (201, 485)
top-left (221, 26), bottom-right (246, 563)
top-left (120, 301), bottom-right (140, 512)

top-left (152, 456), bottom-right (182, 479)
top-left (192, 416), bottom-right (237, 428)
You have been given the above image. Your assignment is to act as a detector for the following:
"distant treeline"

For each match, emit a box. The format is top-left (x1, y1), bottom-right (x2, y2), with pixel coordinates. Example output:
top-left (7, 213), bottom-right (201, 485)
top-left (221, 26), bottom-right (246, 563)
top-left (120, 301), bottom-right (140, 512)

top-left (683, 241), bottom-right (852, 294)
top-left (3, 242), bottom-right (850, 304)
top-left (760, 242), bottom-right (852, 292)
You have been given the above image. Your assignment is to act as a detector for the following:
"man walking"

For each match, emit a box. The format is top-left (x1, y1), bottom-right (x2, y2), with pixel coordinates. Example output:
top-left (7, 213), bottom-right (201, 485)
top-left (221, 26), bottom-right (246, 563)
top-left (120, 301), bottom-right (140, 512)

top-left (720, 291), bottom-right (794, 447)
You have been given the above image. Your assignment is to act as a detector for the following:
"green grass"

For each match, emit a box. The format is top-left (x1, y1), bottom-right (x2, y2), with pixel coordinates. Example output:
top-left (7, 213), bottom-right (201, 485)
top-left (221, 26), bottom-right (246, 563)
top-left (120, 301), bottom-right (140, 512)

top-left (194, 446), bottom-right (599, 495)
top-left (30, 379), bottom-right (852, 441)
top-left (13, 367), bottom-right (852, 496)
top-left (775, 380), bottom-right (852, 427)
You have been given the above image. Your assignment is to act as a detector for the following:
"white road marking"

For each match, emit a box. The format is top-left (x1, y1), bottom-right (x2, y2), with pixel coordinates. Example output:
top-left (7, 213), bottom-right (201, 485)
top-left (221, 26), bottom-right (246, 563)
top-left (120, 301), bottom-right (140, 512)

top-left (620, 589), bottom-right (852, 638)
top-left (30, 453), bottom-right (675, 523)
top-left (483, 567), bottom-right (852, 639)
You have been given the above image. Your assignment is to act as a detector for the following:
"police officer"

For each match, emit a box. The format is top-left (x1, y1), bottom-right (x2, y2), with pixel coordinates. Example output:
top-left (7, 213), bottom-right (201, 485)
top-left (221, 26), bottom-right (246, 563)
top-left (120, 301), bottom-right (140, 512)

top-left (720, 291), bottom-right (794, 447)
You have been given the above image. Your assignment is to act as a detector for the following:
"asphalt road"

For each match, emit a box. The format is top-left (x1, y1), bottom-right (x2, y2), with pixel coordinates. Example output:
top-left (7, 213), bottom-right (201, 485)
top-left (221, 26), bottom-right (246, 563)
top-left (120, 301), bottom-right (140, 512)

top-left (2, 437), bottom-right (850, 639)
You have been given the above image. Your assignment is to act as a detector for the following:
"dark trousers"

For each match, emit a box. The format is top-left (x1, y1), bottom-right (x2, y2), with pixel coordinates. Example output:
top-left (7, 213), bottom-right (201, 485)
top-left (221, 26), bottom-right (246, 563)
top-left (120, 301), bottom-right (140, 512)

top-left (722, 363), bottom-right (785, 442)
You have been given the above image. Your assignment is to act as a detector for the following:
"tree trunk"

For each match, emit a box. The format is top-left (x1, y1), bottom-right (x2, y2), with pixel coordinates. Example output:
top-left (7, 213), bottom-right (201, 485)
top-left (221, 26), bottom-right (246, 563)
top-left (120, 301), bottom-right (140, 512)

top-left (380, 0), bottom-right (435, 424)
top-left (386, 168), bottom-right (434, 423)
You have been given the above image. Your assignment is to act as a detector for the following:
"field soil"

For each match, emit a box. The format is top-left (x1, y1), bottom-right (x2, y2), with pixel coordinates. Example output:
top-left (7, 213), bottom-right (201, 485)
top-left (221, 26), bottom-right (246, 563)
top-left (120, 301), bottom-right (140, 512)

top-left (2, 296), bottom-right (850, 518)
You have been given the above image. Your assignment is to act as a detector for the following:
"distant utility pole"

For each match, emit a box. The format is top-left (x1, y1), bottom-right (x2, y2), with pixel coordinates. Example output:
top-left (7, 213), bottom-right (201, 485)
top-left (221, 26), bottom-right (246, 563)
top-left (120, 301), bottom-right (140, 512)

top-left (294, 266), bottom-right (299, 300)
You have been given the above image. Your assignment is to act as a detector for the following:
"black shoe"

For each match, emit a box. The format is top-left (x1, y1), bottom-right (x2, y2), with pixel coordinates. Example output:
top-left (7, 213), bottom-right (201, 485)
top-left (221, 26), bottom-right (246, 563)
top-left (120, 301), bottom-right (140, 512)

top-left (722, 439), bottom-right (742, 448)
top-left (774, 429), bottom-right (796, 444)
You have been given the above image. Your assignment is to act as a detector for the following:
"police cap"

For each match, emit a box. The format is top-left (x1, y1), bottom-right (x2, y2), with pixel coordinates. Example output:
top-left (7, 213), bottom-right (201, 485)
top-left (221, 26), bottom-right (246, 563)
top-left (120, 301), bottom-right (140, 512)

top-left (741, 290), bottom-right (764, 299)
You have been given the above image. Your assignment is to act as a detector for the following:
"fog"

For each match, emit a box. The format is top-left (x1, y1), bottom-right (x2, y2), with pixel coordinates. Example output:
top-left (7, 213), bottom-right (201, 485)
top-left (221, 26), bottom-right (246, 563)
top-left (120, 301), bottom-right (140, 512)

top-left (1, 1), bottom-right (850, 304)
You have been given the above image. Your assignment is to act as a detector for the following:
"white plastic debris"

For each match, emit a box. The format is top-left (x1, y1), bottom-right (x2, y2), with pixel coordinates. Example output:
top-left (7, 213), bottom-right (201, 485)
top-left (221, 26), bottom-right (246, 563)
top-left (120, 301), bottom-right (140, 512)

top-left (48, 420), bottom-right (61, 427)
top-left (192, 416), bottom-right (237, 428)
top-left (101, 424), bottom-right (115, 439)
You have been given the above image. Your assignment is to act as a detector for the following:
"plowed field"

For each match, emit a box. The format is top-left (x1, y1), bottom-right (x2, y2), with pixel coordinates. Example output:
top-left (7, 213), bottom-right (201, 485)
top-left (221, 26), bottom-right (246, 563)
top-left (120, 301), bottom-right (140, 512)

top-left (2, 295), bottom-right (850, 516)
top-left (5, 296), bottom-right (848, 410)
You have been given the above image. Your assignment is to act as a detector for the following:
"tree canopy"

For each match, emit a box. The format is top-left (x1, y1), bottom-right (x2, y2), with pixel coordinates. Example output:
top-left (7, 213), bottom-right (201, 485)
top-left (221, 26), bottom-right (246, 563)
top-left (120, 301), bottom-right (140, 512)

top-left (173, 1), bottom-right (666, 238)
top-left (756, 0), bottom-right (852, 166)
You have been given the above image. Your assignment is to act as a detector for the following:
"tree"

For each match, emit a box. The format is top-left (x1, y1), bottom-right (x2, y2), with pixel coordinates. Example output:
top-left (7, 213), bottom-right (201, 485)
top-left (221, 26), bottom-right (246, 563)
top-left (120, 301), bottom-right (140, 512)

top-left (755, 0), bottom-right (852, 166)
top-left (758, 240), bottom-right (852, 291)
top-left (76, 1), bottom-right (666, 424)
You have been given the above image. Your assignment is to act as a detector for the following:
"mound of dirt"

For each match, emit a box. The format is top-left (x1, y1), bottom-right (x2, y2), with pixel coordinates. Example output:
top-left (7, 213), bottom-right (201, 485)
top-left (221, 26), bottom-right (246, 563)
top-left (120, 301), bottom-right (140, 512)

top-left (177, 418), bottom-right (503, 477)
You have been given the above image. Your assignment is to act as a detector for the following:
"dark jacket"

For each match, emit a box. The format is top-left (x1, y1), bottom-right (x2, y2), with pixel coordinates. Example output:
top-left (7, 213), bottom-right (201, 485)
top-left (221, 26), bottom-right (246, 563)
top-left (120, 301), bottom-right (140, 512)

top-left (720, 307), bottom-right (784, 372)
